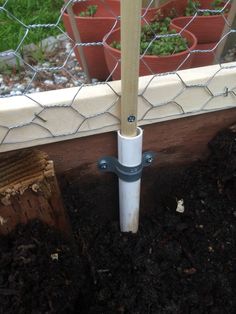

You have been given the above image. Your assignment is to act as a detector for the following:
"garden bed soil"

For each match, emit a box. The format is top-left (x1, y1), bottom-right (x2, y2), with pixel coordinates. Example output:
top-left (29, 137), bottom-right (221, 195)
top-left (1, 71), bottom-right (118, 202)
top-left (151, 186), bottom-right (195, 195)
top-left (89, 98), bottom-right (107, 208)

top-left (0, 126), bottom-right (235, 313)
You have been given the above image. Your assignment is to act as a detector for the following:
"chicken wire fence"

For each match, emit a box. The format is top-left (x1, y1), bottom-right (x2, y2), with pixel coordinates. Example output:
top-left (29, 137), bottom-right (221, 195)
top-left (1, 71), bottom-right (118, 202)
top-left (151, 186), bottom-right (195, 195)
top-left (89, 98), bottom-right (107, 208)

top-left (0, 0), bottom-right (236, 147)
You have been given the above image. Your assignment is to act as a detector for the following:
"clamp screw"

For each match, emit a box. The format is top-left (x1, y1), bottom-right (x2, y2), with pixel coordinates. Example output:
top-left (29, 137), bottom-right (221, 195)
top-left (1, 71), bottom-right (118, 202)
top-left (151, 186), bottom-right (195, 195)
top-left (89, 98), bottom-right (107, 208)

top-left (99, 161), bottom-right (108, 170)
top-left (127, 115), bottom-right (136, 123)
top-left (145, 155), bottom-right (153, 164)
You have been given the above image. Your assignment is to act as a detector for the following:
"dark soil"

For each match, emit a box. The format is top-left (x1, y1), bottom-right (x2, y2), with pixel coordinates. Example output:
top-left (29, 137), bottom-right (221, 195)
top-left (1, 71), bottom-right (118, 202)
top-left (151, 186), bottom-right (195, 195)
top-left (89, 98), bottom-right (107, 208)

top-left (0, 126), bottom-right (236, 314)
top-left (0, 220), bottom-right (88, 314)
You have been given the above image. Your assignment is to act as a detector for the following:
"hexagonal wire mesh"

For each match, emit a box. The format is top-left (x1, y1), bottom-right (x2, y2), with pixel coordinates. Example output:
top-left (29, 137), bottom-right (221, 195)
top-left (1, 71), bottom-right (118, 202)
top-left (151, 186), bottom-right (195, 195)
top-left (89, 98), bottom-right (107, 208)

top-left (0, 0), bottom-right (236, 147)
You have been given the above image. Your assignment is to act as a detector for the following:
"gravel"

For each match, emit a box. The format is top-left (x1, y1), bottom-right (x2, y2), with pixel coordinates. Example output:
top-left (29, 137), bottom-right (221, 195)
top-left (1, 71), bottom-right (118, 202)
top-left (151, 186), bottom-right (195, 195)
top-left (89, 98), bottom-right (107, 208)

top-left (221, 46), bottom-right (236, 63)
top-left (0, 35), bottom-right (87, 98)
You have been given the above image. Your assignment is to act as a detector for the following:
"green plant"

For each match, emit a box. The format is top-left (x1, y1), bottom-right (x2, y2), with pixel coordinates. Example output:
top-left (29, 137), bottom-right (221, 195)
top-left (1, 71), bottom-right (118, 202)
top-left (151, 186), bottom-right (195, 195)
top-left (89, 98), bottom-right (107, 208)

top-left (211, 0), bottom-right (227, 11)
top-left (0, 60), bottom-right (21, 75)
top-left (0, 0), bottom-right (64, 53)
top-left (151, 7), bottom-right (178, 23)
top-left (78, 5), bottom-right (98, 17)
top-left (30, 44), bottom-right (47, 64)
top-left (185, 0), bottom-right (201, 16)
top-left (185, 0), bottom-right (227, 16)
top-left (110, 18), bottom-right (188, 56)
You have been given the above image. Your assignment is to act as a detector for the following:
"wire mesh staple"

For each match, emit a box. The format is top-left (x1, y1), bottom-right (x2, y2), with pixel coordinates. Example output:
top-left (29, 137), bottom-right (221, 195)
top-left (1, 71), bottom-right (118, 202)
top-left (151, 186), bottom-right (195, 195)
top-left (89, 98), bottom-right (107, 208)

top-left (0, 0), bottom-right (236, 150)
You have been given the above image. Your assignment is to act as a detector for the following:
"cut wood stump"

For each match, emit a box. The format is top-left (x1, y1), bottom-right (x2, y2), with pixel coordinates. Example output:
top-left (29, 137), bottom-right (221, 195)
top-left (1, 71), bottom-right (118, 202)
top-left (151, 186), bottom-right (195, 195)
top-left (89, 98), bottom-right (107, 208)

top-left (0, 150), bottom-right (70, 235)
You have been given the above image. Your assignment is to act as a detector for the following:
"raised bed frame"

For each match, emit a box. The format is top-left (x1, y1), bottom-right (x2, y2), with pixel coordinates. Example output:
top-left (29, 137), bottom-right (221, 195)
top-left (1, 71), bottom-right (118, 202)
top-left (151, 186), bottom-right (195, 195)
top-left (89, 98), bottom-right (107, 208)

top-left (1, 64), bottom-right (236, 146)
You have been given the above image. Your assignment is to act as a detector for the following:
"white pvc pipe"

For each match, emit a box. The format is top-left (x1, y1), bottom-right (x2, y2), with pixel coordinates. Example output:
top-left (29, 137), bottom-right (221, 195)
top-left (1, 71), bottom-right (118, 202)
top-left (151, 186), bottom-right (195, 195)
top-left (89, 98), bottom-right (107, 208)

top-left (118, 127), bottom-right (143, 233)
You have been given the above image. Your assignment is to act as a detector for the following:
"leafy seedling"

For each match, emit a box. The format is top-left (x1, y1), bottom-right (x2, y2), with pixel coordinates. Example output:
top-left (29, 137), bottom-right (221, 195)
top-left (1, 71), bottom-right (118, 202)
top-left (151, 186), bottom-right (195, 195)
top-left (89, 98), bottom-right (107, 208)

top-left (111, 18), bottom-right (188, 57)
top-left (79, 5), bottom-right (98, 17)
top-left (185, 0), bottom-right (228, 16)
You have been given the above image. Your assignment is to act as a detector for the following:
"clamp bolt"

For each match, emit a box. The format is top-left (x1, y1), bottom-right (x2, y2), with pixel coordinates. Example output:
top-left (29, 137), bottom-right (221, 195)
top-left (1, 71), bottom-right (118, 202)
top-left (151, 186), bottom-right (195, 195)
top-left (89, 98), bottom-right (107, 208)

top-left (127, 115), bottom-right (136, 123)
top-left (145, 155), bottom-right (153, 164)
top-left (99, 161), bottom-right (108, 170)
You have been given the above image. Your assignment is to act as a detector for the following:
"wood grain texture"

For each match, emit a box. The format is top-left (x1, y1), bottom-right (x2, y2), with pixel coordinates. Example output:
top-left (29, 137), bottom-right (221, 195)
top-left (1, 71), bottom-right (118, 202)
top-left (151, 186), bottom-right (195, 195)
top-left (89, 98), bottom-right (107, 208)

top-left (37, 108), bottom-right (236, 177)
top-left (121, 0), bottom-right (142, 136)
top-left (65, 0), bottom-right (91, 82)
top-left (0, 151), bottom-right (70, 235)
top-left (214, 0), bottom-right (236, 62)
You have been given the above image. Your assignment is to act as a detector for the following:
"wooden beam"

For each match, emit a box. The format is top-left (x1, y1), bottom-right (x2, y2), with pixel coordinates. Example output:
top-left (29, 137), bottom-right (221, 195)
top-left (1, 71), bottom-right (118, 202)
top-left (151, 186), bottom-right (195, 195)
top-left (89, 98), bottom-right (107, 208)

top-left (65, 0), bottom-right (91, 82)
top-left (36, 107), bottom-right (236, 176)
top-left (154, 0), bottom-right (161, 7)
top-left (121, 0), bottom-right (142, 136)
top-left (142, 0), bottom-right (151, 7)
top-left (0, 150), bottom-right (70, 235)
top-left (142, 0), bottom-right (162, 7)
top-left (214, 0), bottom-right (236, 63)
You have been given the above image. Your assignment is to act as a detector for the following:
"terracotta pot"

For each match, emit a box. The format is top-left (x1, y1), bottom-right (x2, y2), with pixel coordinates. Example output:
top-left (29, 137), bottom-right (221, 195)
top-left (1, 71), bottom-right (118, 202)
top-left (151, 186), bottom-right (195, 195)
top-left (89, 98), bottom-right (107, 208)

top-left (62, 0), bottom-right (120, 80)
top-left (172, 14), bottom-right (227, 44)
top-left (103, 24), bottom-right (197, 80)
top-left (150, 0), bottom-right (229, 44)
top-left (191, 42), bottom-right (216, 67)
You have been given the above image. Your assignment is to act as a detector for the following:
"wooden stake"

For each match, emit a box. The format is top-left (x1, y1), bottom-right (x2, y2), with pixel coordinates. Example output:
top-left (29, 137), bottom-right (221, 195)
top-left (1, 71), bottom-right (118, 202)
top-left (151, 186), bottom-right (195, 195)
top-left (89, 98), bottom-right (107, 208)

top-left (214, 0), bottom-right (236, 63)
top-left (154, 0), bottom-right (161, 7)
top-left (142, 0), bottom-right (151, 7)
top-left (0, 150), bottom-right (70, 235)
top-left (142, 0), bottom-right (161, 8)
top-left (121, 0), bottom-right (142, 136)
top-left (66, 0), bottom-right (91, 82)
